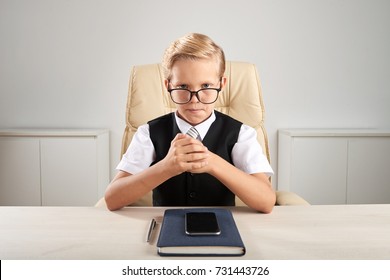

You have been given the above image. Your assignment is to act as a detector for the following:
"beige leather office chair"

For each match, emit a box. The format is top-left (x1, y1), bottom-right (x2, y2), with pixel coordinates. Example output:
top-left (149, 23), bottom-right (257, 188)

top-left (96, 61), bottom-right (309, 208)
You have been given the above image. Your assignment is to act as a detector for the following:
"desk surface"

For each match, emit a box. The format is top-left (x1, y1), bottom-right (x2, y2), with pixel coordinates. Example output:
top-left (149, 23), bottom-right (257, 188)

top-left (1, 205), bottom-right (389, 260)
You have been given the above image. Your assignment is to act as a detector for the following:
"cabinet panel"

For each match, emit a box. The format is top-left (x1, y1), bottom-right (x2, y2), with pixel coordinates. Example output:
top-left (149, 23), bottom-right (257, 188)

top-left (0, 137), bottom-right (41, 206)
top-left (278, 130), bottom-right (390, 205)
top-left (291, 138), bottom-right (348, 204)
top-left (347, 138), bottom-right (390, 204)
top-left (40, 137), bottom-right (98, 206)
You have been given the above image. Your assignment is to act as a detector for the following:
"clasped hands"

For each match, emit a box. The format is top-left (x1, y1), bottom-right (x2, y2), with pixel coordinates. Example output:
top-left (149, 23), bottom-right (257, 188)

top-left (163, 133), bottom-right (212, 176)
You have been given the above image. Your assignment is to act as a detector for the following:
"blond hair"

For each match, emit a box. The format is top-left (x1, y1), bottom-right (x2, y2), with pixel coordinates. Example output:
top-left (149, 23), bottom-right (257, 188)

top-left (162, 33), bottom-right (226, 80)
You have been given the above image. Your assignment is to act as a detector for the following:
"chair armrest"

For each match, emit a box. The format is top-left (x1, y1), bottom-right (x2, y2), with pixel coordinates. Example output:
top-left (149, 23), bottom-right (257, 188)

top-left (276, 191), bottom-right (310, 206)
top-left (95, 197), bottom-right (107, 208)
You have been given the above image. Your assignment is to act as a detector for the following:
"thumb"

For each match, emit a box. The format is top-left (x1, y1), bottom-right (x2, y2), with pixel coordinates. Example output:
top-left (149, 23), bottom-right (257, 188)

top-left (171, 133), bottom-right (187, 143)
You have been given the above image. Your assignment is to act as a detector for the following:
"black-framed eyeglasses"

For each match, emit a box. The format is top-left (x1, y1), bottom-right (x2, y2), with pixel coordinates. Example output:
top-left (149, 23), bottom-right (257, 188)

top-left (168, 80), bottom-right (222, 104)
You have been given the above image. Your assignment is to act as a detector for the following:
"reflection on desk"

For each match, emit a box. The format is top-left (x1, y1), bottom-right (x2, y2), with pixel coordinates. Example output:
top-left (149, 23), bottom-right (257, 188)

top-left (0, 205), bottom-right (389, 260)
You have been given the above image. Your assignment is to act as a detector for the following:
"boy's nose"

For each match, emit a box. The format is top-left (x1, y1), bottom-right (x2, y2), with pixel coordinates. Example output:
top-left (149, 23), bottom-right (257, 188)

top-left (189, 92), bottom-right (200, 103)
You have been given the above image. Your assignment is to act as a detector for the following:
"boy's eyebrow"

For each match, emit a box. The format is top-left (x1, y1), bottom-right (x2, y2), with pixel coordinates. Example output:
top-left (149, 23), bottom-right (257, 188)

top-left (170, 79), bottom-right (219, 86)
top-left (169, 80), bottom-right (187, 87)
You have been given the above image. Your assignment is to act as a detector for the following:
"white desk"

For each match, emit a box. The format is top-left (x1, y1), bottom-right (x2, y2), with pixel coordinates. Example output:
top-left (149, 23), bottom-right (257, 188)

top-left (1, 205), bottom-right (389, 260)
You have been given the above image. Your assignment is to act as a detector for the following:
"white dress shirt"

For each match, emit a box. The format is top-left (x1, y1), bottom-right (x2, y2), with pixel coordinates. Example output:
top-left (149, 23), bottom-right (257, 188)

top-left (117, 111), bottom-right (274, 176)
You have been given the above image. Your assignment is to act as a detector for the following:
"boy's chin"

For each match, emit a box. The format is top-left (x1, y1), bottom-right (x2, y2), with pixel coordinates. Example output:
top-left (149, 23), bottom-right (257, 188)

top-left (185, 114), bottom-right (212, 126)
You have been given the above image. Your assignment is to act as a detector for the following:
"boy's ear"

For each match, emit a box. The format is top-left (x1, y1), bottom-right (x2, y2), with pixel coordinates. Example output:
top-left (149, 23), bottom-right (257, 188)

top-left (220, 76), bottom-right (227, 90)
top-left (164, 79), bottom-right (169, 90)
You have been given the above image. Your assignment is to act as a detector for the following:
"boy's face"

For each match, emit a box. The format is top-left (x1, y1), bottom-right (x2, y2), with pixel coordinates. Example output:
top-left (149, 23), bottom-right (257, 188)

top-left (165, 58), bottom-right (226, 126)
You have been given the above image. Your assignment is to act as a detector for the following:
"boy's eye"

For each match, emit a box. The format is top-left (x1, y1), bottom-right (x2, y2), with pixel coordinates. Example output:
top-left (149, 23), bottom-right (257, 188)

top-left (177, 84), bottom-right (188, 89)
top-left (201, 83), bottom-right (211, 89)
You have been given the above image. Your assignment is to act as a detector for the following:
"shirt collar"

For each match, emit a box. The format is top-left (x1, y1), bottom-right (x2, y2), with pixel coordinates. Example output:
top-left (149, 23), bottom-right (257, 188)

top-left (174, 111), bottom-right (216, 141)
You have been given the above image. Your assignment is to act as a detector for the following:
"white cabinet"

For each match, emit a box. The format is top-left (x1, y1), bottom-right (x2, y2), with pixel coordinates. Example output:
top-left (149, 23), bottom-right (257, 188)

top-left (0, 129), bottom-right (109, 206)
top-left (278, 129), bottom-right (390, 205)
top-left (0, 137), bottom-right (41, 205)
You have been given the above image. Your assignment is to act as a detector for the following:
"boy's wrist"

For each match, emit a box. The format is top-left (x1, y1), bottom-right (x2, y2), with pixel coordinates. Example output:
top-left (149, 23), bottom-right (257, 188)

top-left (155, 158), bottom-right (178, 179)
top-left (206, 152), bottom-right (222, 176)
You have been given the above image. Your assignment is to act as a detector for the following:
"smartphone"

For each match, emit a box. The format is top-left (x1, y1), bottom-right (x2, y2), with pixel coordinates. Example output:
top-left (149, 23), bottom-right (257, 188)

top-left (185, 212), bottom-right (221, 236)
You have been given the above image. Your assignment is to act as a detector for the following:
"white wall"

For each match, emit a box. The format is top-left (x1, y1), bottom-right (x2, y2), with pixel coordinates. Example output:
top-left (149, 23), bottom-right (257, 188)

top-left (1, 0), bottom-right (389, 189)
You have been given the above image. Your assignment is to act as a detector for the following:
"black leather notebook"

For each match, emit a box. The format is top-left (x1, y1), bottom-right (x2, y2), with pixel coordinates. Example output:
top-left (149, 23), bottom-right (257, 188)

top-left (157, 208), bottom-right (245, 256)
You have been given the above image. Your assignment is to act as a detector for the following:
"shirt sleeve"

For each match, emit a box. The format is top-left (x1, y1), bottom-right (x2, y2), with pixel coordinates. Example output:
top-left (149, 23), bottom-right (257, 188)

top-left (231, 124), bottom-right (274, 177)
top-left (116, 124), bottom-right (155, 174)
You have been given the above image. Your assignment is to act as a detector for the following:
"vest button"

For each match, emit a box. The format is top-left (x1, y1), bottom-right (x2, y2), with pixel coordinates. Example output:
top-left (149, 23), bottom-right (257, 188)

top-left (189, 192), bottom-right (196, 198)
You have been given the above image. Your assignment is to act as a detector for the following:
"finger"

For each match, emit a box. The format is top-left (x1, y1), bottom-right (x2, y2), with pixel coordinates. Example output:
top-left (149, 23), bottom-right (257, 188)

top-left (181, 144), bottom-right (208, 155)
top-left (171, 134), bottom-right (198, 148)
top-left (172, 151), bottom-right (208, 165)
top-left (188, 160), bottom-right (209, 172)
top-left (183, 151), bottom-right (209, 163)
top-left (172, 133), bottom-right (186, 143)
top-left (172, 137), bottom-right (207, 153)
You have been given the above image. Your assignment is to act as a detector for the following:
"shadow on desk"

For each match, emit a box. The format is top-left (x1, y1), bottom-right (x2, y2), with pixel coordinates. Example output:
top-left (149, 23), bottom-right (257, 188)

top-left (94, 190), bottom-right (310, 210)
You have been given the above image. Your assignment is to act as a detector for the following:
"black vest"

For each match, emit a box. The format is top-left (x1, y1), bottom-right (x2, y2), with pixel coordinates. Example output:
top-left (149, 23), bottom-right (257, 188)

top-left (148, 111), bottom-right (242, 206)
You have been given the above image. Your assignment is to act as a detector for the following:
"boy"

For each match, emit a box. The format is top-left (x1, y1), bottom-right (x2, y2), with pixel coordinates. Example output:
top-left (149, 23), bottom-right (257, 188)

top-left (105, 33), bottom-right (276, 213)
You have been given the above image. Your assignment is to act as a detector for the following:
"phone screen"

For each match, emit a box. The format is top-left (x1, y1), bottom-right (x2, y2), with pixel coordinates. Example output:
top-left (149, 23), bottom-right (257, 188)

top-left (185, 212), bottom-right (221, 236)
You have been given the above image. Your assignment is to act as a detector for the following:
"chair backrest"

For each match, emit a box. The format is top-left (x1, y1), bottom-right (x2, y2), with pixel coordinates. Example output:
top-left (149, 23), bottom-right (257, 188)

top-left (121, 61), bottom-right (270, 206)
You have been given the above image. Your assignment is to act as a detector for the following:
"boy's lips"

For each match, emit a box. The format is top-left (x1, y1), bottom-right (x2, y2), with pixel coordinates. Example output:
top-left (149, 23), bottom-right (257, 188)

top-left (187, 108), bottom-right (202, 112)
